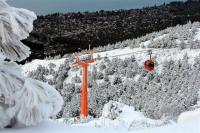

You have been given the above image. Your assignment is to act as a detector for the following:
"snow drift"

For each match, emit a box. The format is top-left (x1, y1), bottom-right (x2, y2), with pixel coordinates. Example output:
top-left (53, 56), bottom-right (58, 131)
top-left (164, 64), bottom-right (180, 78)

top-left (66, 101), bottom-right (166, 130)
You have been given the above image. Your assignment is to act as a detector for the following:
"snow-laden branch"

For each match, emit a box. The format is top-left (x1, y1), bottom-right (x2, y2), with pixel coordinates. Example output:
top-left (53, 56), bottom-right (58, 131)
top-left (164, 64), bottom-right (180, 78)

top-left (0, 0), bottom-right (36, 61)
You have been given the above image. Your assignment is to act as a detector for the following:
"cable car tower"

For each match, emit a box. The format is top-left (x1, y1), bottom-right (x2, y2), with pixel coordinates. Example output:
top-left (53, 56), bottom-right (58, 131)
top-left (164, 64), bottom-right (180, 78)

top-left (72, 45), bottom-right (95, 117)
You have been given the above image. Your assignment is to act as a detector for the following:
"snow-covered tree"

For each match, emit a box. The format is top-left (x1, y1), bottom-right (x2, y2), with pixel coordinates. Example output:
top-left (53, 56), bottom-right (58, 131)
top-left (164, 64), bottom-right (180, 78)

top-left (0, 0), bottom-right (63, 128)
top-left (71, 74), bottom-right (81, 83)
top-left (112, 75), bottom-right (122, 85)
top-left (28, 65), bottom-right (49, 82)
top-left (54, 60), bottom-right (70, 91)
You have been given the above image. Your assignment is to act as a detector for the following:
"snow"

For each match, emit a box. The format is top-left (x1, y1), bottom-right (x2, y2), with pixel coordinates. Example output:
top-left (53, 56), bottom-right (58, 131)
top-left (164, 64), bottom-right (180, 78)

top-left (0, 106), bottom-right (10, 128)
top-left (75, 102), bottom-right (164, 130)
top-left (64, 67), bottom-right (80, 84)
top-left (1, 108), bottom-right (200, 133)
top-left (1, 120), bottom-right (122, 133)
top-left (6, 78), bottom-right (63, 126)
top-left (139, 34), bottom-right (168, 48)
top-left (45, 75), bottom-right (54, 81)
top-left (140, 40), bottom-right (151, 48)
top-left (0, 0), bottom-right (36, 61)
top-left (178, 108), bottom-right (200, 124)
top-left (134, 74), bottom-right (141, 82)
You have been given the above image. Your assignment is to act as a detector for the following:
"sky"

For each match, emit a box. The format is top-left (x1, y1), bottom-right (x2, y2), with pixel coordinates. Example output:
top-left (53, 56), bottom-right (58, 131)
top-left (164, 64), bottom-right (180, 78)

top-left (8, 0), bottom-right (186, 15)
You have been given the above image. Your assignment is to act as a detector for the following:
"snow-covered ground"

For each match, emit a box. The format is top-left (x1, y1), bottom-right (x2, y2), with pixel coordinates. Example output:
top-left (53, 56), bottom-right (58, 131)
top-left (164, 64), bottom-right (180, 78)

top-left (1, 101), bottom-right (200, 132)
top-left (1, 109), bottom-right (200, 133)
top-left (70, 102), bottom-right (165, 130)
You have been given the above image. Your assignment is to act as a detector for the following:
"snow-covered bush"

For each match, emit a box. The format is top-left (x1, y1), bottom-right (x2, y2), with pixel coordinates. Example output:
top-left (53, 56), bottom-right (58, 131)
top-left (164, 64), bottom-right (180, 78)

top-left (54, 61), bottom-right (70, 91)
top-left (105, 66), bottom-right (116, 75)
top-left (102, 101), bottom-right (122, 120)
top-left (28, 65), bottom-right (49, 82)
top-left (63, 93), bottom-right (80, 118)
top-left (28, 60), bottom-right (70, 91)
top-left (96, 72), bottom-right (104, 80)
top-left (112, 76), bottom-right (122, 85)
top-left (0, 0), bottom-right (63, 128)
top-left (99, 62), bottom-right (106, 71)
top-left (103, 75), bottom-right (109, 82)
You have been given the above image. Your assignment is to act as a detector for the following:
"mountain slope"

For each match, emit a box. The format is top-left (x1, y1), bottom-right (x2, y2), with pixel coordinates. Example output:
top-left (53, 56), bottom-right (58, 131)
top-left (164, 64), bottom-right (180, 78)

top-left (22, 22), bottom-right (200, 130)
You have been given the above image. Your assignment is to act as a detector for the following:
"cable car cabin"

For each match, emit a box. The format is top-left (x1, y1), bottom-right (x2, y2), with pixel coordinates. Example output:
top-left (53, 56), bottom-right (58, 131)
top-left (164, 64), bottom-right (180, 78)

top-left (144, 60), bottom-right (154, 72)
top-left (79, 54), bottom-right (92, 61)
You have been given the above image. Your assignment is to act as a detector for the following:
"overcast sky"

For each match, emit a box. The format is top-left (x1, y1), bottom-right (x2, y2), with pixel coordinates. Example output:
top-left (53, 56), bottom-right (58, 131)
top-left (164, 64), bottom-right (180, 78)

top-left (8, 0), bottom-right (186, 15)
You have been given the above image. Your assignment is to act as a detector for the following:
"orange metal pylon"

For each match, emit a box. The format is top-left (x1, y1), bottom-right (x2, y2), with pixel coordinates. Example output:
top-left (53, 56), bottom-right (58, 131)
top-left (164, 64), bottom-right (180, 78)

top-left (72, 48), bottom-right (95, 117)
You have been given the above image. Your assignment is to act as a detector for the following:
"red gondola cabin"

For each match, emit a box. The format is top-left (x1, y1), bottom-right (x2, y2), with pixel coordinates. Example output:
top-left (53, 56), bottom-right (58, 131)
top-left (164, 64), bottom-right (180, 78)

top-left (144, 60), bottom-right (154, 72)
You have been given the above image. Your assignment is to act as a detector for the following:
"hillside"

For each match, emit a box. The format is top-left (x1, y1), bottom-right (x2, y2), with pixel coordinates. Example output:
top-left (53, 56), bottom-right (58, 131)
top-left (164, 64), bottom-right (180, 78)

top-left (22, 0), bottom-right (200, 60)
top-left (22, 22), bottom-right (200, 125)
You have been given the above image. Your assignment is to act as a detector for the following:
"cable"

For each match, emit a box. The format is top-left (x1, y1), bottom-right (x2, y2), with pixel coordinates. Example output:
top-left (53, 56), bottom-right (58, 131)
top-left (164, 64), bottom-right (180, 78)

top-left (74, 47), bottom-right (200, 67)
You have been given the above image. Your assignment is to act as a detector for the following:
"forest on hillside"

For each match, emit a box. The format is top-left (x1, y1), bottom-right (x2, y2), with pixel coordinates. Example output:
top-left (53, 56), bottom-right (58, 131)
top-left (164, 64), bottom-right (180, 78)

top-left (23, 0), bottom-right (200, 61)
top-left (27, 22), bottom-right (200, 121)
